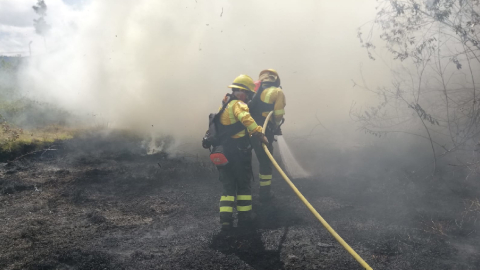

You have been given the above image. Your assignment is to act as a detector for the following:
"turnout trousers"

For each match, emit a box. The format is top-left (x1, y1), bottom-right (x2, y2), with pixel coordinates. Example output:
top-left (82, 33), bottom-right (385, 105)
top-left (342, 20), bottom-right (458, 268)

top-left (251, 130), bottom-right (275, 198)
top-left (217, 137), bottom-right (253, 228)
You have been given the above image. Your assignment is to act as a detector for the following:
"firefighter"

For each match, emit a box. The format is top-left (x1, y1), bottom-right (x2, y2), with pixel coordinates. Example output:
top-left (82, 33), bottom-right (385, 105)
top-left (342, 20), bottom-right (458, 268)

top-left (216, 74), bottom-right (269, 232)
top-left (249, 69), bottom-right (286, 202)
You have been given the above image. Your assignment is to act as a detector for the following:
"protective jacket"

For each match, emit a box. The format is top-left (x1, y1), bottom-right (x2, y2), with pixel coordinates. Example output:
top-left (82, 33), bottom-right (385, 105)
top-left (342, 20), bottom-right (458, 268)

top-left (218, 98), bottom-right (262, 139)
top-left (250, 86), bottom-right (286, 128)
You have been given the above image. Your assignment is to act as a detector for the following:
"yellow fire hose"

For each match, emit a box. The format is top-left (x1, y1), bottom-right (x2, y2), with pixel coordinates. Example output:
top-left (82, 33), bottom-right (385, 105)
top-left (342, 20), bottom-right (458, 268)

top-left (261, 111), bottom-right (373, 270)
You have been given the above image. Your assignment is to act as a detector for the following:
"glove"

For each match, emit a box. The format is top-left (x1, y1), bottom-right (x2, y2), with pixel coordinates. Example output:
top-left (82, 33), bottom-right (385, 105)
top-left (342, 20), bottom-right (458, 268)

top-left (253, 132), bottom-right (269, 145)
top-left (260, 134), bottom-right (269, 145)
top-left (274, 119), bottom-right (285, 135)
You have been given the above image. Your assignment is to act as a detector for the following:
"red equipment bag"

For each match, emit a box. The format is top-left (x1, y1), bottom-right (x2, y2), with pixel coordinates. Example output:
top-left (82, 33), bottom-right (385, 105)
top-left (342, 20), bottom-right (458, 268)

top-left (209, 145), bottom-right (229, 166)
top-left (210, 153), bottom-right (229, 166)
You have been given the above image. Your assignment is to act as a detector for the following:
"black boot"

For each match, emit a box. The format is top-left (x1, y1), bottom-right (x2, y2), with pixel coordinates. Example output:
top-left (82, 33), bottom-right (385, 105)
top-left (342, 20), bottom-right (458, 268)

top-left (259, 188), bottom-right (274, 203)
top-left (237, 212), bottom-right (256, 234)
top-left (219, 221), bottom-right (233, 235)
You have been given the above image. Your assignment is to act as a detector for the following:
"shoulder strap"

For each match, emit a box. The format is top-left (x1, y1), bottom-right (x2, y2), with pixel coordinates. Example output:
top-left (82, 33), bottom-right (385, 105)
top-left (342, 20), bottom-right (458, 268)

top-left (214, 94), bottom-right (236, 122)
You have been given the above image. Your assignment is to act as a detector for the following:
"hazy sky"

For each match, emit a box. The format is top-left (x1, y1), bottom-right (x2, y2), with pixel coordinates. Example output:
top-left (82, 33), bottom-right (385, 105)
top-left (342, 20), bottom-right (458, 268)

top-left (0, 0), bottom-right (87, 55)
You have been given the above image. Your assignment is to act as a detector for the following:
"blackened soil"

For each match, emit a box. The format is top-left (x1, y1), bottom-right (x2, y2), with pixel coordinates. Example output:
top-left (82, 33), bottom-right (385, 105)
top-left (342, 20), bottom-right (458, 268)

top-left (1, 134), bottom-right (479, 269)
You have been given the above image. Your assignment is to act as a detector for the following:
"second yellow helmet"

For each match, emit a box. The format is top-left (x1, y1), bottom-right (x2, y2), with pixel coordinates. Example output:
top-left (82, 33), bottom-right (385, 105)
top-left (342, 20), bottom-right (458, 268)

top-left (259, 69), bottom-right (281, 87)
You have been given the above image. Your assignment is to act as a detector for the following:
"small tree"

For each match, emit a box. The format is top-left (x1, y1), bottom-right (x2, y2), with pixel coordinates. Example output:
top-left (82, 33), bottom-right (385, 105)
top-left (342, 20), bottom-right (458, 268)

top-left (353, 0), bottom-right (480, 176)
top-left (32, 0), bottom-right (51, 50)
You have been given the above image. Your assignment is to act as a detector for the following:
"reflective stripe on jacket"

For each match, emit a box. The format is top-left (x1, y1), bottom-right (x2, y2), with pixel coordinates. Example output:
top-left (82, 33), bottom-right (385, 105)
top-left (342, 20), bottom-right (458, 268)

top-left (219, 100), bottom-right (262, 138)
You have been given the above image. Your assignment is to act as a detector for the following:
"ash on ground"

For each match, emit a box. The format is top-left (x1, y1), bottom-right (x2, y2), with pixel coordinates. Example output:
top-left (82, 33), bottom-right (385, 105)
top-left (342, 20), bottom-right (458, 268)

top-left (1, 132), bottom-right (479, 270)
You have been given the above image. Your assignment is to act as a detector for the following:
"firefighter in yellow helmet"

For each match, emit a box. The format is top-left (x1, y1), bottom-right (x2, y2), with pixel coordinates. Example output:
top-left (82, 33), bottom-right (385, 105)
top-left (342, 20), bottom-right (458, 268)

top-left (215, 74), bottom-right (269, 232)
top-left (249, 69), bottom-right (286, 202)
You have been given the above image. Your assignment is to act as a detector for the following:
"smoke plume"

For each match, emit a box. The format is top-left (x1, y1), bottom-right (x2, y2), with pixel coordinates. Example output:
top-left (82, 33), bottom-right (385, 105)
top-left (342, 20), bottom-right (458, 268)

top-left (14, 0), bottom-right (391, 153)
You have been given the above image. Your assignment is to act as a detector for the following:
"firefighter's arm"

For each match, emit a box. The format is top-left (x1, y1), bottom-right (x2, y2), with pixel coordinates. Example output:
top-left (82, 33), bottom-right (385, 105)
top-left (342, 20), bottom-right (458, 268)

top-left (233, 101), bottom-right (269, 144)
top-left (233, 101), bottom-right (263, 135)
top-left (273, 89), bottom-right (286, 125)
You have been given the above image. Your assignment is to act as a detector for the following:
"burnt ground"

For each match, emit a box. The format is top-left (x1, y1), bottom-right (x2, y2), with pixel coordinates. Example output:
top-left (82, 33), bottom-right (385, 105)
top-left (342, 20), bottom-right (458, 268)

top-left (1, 132), bottom-right (480, 270)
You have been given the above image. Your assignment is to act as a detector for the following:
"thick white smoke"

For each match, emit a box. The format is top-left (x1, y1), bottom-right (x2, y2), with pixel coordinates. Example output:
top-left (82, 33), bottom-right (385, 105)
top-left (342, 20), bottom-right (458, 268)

top-left (12, 0), bottom-right (391, 153)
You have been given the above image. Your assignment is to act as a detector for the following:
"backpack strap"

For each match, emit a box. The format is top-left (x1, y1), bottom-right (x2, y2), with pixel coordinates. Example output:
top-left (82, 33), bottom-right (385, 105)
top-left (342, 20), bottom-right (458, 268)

top-left (248, 86), bottom-right (266, 113)
top-left (214, 94), bottom-right (234, 122)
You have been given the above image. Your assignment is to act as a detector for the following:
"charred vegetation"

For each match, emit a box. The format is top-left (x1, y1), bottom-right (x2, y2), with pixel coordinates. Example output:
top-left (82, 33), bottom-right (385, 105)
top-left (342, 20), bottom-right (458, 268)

top-left (0, 131), bottom-right (479, 269)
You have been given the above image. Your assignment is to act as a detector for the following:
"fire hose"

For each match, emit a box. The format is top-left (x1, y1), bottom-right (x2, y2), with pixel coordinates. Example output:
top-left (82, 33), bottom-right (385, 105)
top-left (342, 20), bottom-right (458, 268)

top-left (262, 111), bottom-right (373, 270)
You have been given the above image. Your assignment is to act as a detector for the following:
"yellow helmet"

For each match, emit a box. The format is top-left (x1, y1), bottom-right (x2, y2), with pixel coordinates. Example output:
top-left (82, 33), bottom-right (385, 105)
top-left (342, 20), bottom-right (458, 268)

top-left (259, 69), bottom-right (281, 87)
top-left (228, 74), bottom-right (256, 93)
